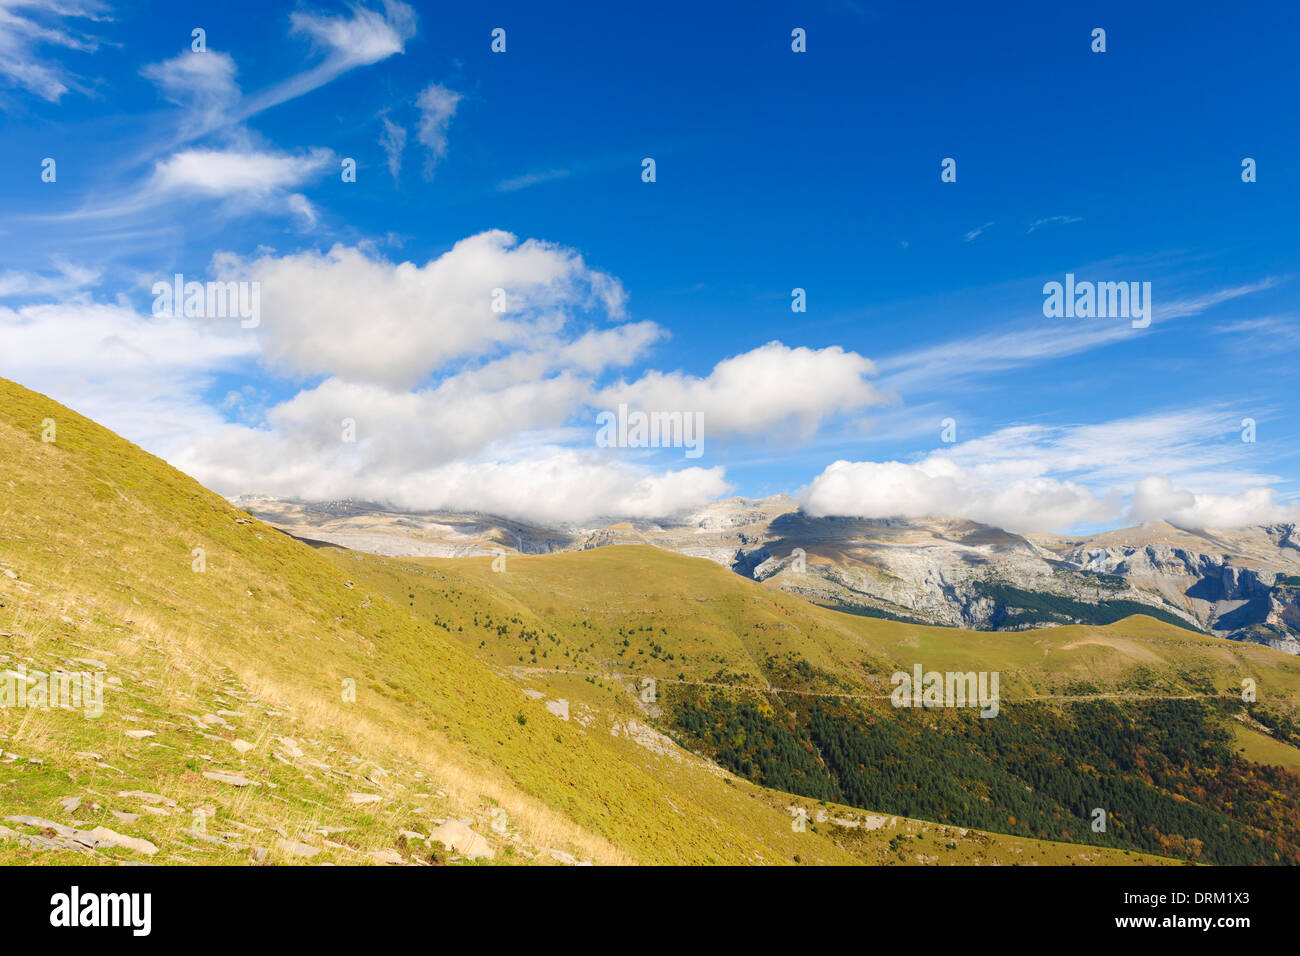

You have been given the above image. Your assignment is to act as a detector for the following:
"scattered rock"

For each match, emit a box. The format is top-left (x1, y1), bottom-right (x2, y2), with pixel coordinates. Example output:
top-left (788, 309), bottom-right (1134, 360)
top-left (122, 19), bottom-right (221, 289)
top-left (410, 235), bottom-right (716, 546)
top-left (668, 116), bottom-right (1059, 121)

top-left (428, 820), bottom-right (495, 860)
top-left (118, 790), bottom-right (177, 807)
top-left (57, 796), bottom-right (82, 814)
top-left (202, 771), bottom-right (256, 787)
top-left (277, 838), bottom-right (320, 858)
top-left (6, 816), bottom-right (101, 850)
top-left (182, 829), bottom-right (248, 850)
top-left (90, 826), bottom-right (158, 856)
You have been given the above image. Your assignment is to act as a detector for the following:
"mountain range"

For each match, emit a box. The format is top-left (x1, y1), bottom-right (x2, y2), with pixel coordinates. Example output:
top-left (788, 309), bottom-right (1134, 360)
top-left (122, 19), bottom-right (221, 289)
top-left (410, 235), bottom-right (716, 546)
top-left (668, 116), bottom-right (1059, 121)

top-left (236, 494), bottom-right (1300, 655)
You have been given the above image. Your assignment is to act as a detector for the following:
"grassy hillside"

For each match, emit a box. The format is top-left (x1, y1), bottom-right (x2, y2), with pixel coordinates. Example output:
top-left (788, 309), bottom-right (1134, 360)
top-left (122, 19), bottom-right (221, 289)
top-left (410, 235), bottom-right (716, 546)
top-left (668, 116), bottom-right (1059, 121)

top-left (334, 545), bottom-right (1300, 864)
top-left (0, 376), bottom-right (1161, 866)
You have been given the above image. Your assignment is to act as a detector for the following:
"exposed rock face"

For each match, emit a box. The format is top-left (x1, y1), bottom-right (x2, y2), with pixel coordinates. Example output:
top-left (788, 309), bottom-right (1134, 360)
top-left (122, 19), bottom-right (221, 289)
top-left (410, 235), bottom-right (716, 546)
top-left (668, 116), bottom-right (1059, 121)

top-left (1033, 525), bottom-right (1300, 653)
top-left (236, 494), bottom-right (1300, 653)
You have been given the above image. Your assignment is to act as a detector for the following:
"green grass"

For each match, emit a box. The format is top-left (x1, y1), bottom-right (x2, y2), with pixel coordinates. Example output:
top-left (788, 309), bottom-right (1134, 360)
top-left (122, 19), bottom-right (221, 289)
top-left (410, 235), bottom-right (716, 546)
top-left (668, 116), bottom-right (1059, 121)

top-left (0, 375), bottom-right (1174, 866)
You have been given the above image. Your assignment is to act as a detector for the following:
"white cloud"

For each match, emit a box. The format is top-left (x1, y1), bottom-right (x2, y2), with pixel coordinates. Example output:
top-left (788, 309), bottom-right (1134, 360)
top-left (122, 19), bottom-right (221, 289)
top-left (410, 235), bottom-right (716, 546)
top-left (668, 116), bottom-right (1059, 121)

top-left (152, 147), bottom-right (333, 198)
top-left (133, 2), bottom-right (416, 155)
top-left (0, 297), bottom-right (257, 456)
top-left (0, 0), bottom-right (105, 103)
top-left (0, 258), bottom-right (99, 298)
top-left (183, 437), bottom-right (729, 526)
top-left (141, 49), bottom-right (240, 134)
top-left (601, 341), bottom-right (886, 441)
top-left (286, 193), bottom-right (318, 227)
top-left (1131, 477), bottom-right (1300, 530)
top-left (400, 455), bottom-right (730, 525)
top-left (415, 82), bottom-right (461, 180)
top-left (289, 0), bottom-right (415, 71)
top-left (801, 457), bottom-right (1119, 532)
top-left (223, 231), bottom-right (628, 387)
top-left (236, 0), bottom-right (416, 119)
top-left (799, 409), bottom-right (1298, 532)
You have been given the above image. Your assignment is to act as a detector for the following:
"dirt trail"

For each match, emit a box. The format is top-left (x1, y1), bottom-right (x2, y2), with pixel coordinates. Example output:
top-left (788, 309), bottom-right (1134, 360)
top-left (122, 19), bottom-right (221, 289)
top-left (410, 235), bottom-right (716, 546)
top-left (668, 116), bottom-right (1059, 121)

top-left (507, 665), bottom-right (1218, 704)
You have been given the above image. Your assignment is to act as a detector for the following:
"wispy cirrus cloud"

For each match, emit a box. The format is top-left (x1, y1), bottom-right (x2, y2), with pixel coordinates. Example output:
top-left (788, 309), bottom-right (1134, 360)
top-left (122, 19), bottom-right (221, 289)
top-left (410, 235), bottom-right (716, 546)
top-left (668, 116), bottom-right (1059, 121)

top-left (238, 0), bottom-right (416, 124)
top-left (1214, 315), bottom-right (1300, 352)
top-left (415, 82), bottom-right (462, 180)
top-left (137, 1), bottom-right (416, 154)
top-left (379, 116), bottom-right (406, 180)
top-left (39, 145), bottom-right (334, 224)
top-left (0, 0), bottom-right (107, 104)
top-left (876, 277), bottom-right (1283, 394)
top-left (497, 168), bottom-right (572, 192)
top-left (140, 49), bottom-right (240, 137)
top-left (1027, 215), bottom-right (1082, 233)
top-left (0, 257), bottom-right (99, 298)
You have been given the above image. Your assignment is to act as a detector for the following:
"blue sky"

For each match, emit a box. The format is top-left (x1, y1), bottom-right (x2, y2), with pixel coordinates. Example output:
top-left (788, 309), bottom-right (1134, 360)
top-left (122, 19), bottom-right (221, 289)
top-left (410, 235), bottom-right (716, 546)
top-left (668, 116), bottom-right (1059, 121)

top-left (1, 0), bottom-right (1297, 532)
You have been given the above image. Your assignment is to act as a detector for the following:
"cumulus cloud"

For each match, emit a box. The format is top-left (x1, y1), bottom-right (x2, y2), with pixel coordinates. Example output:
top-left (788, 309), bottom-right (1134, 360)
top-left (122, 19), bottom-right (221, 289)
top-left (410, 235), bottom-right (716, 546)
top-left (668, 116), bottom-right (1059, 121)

top-left (600, 341), bottom-right (886, 441)
top-left (801, 457), bottom-right (1119, 533)
top-left (799, 410), bottom-right (1299, 533)
top-left (0, 297), bottom-right (257, 455)
top-left (223, 231), bottom-right (628, 387)
top-left (0, 246), bottom-right (711, 529)
top-left (414, 82), bottom-right (461, 180)
top-left (182, 438), bottom-right (729, 526)
top-left (1131, 477), bottom-right (1300, 529)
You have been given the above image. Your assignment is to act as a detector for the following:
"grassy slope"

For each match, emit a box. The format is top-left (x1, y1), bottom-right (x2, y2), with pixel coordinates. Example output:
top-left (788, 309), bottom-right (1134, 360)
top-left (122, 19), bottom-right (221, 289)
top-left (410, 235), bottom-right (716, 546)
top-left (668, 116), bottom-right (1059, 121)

top-left (0, 376), bottom-right (1161, 865)
top-left (335, 540), bottom-right (1300, 862)
top-left (353, 545), bottom-right (1300, 707)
